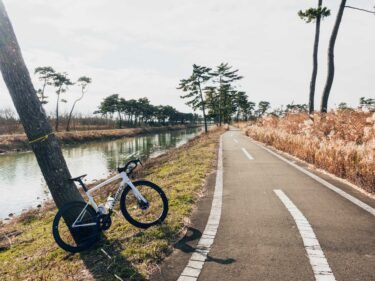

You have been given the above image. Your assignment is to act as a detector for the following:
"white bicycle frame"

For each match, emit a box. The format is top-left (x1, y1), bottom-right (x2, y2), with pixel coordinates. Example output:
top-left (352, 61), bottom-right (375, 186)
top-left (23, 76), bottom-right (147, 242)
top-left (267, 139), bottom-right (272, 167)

top-left (72, 171), bottom-right (147, 228)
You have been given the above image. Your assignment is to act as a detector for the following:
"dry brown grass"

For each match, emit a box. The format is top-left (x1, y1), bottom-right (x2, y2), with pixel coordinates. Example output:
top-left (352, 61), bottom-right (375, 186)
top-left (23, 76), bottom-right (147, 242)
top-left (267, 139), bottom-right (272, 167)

top-left (240, 111), bottom-right (375, 194)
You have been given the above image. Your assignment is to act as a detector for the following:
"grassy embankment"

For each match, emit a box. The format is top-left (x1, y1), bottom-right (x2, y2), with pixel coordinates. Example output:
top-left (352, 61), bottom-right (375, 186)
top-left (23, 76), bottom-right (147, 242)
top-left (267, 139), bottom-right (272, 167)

top-left (239, 111), bottom-right (375, 194)
top-left (0, 127), bottom-right (224, 280)
top-left (0, 124), bottom-right (199, 153)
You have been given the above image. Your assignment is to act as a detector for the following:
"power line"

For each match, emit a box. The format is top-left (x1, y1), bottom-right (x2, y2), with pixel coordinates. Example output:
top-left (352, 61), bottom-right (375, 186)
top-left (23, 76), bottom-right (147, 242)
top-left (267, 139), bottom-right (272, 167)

top-left (345, 5), bottom-right (375, 14)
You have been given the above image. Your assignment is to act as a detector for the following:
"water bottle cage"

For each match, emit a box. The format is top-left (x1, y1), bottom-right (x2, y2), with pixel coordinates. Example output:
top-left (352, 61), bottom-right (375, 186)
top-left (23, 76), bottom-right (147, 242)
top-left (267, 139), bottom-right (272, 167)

top-left (105, 197), bottom-right (115, 210)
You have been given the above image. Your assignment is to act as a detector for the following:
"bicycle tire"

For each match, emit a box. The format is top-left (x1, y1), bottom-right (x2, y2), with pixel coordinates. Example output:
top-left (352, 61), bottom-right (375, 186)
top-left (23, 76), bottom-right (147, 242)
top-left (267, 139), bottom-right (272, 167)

top-left (120, 180), bottom-right (168, 229)
top-left (52, 201), bottom-right (100, 253)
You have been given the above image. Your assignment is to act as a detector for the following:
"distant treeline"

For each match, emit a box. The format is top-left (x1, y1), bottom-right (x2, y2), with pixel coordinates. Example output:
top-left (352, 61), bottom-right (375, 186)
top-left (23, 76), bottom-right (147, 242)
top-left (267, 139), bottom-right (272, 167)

top-left (1, 96), bottom-right (373, 135)
top-left (94, 94), bottom-right (201, 128)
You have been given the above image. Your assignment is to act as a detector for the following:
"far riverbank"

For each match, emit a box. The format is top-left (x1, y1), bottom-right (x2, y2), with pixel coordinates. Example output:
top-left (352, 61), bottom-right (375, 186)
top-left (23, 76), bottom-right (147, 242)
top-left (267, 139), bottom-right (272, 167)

top-left (0, 124), bottom-right (201, 153)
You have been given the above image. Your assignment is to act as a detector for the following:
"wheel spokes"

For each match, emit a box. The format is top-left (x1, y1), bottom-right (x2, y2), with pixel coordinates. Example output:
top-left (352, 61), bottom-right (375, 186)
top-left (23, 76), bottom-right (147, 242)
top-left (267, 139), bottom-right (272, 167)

top-left (125, 185), bottom-right (164, 224)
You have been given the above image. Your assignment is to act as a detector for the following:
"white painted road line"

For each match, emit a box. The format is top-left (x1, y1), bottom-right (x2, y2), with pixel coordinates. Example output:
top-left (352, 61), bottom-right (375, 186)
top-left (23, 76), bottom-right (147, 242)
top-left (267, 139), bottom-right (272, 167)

top-left (177, 136), bottom-right (224, 281)
top-left (233, 138), bottom-right (238, 143)
top-left (241, 147), bottom-right (254, 160)
top-left (253, 140), bottom-right (375, 217)
top-left (274, 190), bottom-right (336, 281)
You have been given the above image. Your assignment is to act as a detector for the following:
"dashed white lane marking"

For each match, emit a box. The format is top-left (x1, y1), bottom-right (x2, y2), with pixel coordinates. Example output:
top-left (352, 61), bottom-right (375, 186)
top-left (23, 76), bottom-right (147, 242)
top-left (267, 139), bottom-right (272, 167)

top-left (177, 135), bottom-right (223, 281)
top-left (253, 140), bottom-right (375, 217)
top-left (274, 190), bottom-right (336, 281)
top-left (233, 138), bottom-right (238, 143)
top-left (241, 147), bottom-right (254, 160)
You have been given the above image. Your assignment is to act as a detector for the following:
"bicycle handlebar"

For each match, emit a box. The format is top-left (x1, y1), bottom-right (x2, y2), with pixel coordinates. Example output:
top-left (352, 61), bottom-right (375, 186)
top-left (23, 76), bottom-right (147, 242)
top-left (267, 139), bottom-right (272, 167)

top-left (118, 159), bottom-right (142, 175)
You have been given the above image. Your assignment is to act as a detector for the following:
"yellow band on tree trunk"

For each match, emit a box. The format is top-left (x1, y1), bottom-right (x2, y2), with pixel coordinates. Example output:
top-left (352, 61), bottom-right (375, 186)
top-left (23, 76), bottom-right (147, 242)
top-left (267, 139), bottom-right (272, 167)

top-left (28, 133), bottom-right (54, 144)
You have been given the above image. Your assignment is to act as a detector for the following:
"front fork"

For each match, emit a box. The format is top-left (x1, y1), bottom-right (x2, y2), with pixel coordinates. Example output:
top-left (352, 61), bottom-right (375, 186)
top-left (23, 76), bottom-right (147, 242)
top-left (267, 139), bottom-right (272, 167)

top-left (120, 172), bottom-right (148, 206)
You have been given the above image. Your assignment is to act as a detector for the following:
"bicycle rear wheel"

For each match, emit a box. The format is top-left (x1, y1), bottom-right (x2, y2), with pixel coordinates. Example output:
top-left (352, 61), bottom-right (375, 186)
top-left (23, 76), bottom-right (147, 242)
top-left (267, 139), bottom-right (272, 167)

top-left (120, 180), bottom-right (168, 229)
top-left (52, 201), bottom-right (100, 253)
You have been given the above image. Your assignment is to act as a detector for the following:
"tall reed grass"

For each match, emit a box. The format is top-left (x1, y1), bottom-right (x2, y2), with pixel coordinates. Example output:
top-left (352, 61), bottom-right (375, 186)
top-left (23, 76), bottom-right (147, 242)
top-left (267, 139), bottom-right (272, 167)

top-left (241, 111), bottom-right (375, 193)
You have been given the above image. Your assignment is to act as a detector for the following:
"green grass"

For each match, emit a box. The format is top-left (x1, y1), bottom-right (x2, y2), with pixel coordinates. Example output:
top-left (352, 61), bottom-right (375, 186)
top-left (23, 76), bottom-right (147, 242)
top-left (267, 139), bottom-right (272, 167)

top-left (0, 127), bottom-right (223, 281)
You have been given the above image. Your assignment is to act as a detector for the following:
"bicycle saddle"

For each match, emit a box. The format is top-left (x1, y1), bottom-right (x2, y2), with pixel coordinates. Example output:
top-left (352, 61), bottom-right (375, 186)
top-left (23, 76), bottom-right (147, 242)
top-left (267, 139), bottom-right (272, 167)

top-left (69, 174), bottom-right (87, 182)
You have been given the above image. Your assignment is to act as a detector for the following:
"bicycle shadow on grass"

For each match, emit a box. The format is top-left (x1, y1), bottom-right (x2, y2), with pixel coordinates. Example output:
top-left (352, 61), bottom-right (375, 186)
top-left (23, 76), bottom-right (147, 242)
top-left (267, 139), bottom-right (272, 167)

top-left (78, 234), bottom-right (145, 281)
top-left (174, 227), bottom-right (236, 265)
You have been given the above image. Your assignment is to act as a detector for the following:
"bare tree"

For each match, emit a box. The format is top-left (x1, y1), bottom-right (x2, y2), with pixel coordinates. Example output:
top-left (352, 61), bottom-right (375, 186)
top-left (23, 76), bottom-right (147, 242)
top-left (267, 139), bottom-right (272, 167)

top-left (66, 76), bottom-right (92, 131)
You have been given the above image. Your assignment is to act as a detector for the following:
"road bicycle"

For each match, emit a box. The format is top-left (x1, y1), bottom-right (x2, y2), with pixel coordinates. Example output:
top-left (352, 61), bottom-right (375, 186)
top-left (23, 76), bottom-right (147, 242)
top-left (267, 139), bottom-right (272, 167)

top-left (52, 159), bottom-right (168, 253)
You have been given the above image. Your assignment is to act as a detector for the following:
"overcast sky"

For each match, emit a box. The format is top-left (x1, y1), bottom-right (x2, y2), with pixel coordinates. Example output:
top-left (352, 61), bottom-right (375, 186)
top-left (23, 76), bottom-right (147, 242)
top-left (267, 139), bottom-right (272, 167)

top-left (0, 0), bottom-right (374, 115)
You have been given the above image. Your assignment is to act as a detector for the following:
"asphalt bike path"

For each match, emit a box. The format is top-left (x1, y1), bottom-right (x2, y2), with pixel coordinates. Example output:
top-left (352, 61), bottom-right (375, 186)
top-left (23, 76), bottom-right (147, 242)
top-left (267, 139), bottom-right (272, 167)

top-left (154, 128), bottom-right (375, 281)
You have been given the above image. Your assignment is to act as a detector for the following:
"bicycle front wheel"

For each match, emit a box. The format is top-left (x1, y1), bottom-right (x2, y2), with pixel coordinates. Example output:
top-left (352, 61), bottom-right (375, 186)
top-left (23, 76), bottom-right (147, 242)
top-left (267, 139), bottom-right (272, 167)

top-left (120, 180), bottom-right (168, 229)
top-left (52, 201), bottom-right (100, 253)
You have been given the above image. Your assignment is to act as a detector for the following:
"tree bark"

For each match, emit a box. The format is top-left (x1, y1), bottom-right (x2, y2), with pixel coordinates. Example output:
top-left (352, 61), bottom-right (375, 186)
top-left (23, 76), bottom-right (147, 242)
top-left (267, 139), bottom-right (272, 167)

top-left (309, 0), bottom-right (322, 114)
top-left (40, 78), bottom-right (47, 103)
top-left (197, 83), bottom-right (208, 133)
top-left (218, 78), bottom-right (222, 126)
top-left (55, 87), bottom-right (61, 131)
top-left (321, 0), bottom-right (346, 113)
top-left (118, 111), bottom-right (122, 128)
top-left (0, 1), bottom-right (83, 209)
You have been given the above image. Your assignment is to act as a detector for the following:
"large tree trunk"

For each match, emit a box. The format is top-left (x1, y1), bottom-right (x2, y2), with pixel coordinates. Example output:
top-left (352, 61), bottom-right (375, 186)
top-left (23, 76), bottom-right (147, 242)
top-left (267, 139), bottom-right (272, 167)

top-left (309, 0), bottom-right (323, 114)
top-left (321, 0), bottom-right (346, 113)
top-left (0, 1), bottom-right (83, 210)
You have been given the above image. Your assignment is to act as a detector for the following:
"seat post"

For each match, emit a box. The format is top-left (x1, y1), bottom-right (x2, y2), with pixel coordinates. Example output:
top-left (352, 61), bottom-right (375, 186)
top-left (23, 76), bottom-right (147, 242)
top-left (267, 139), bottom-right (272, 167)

top-left (77, 179), bottom-right (88, 192)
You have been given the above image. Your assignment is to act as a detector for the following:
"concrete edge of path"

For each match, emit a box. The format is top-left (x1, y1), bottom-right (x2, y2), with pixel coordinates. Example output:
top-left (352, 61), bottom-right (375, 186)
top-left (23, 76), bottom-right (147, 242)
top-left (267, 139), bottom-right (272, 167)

top-left (150, 134), bottom-right (223, 281)
top-left (176, 135), bottom-right (223, 281)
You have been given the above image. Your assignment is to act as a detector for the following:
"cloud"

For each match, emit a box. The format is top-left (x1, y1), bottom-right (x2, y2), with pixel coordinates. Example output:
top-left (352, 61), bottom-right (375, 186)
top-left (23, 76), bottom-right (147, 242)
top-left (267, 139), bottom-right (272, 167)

top-left (1, 0), bottom-right (374, 115)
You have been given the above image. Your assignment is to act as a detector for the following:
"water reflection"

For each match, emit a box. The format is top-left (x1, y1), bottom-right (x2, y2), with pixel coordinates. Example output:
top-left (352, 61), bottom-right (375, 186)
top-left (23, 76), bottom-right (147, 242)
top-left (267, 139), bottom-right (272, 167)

top-left (0, 127), bottom-right (202, 219)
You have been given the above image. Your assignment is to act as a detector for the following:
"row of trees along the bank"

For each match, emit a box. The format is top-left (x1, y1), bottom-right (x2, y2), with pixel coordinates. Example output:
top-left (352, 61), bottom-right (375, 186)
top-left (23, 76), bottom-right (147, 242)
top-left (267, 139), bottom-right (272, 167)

top-left (33, 66), bottom-right (92, 131)
top-left (299, 1), bottom-right (375, 114)
top-left (95, 94), bottom-right (200, 128)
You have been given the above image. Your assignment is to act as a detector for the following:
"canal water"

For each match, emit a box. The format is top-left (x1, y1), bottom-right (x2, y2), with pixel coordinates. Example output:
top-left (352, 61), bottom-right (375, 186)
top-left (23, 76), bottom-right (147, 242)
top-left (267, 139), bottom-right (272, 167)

top-left (0, 127), bottom-right (202, 219)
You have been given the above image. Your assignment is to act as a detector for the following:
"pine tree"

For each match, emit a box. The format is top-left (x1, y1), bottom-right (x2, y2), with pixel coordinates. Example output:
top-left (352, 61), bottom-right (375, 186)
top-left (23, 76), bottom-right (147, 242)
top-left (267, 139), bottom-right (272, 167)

top-left (34, 66), bottom-right (56, 104)
top-left (299, 1), bottom-right (330, 113)
top-left (210, 63), bottom-right (243, 124)
top-left (52, 72), bottom-right (73, 131)
top-left (177, 64), bottom-right (211, 133)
